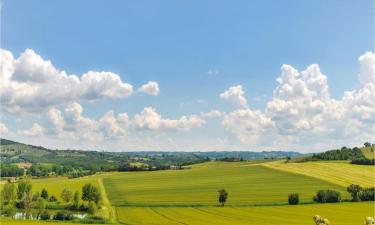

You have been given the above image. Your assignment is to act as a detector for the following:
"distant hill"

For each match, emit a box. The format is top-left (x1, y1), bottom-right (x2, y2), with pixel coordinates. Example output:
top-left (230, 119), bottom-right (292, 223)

top-left (0, 138), bottom-right (302, 166)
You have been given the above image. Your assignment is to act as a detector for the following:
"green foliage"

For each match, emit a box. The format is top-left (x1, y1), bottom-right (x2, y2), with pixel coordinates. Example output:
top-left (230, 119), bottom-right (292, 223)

top-left (359, 187), bottom-right (375, 201)
top-left (288, 193), bottom-right (299, 205)
top-left (218, 189), bottom-right (228, 206)
top-left (49, 195), bottom-right (58, 202)
top-left (1, 203), bottom-right (16, 217)
top-left (41, 188), bottom-right (49, 200)
top-left (88, 201), bottom-right (97, 214)
top-left (73, 190), bottom-right (80, 208)
top-left (82, 183), bottom-right (101, 204)
top-left (347, 184), bottom-right (362, 201)
top-left (39, 210), bottom-right (51, 220)
top-left (312, 146), bottom-right (364, 161)
top-left (313, 215), bottom-right (331, 225)
top-left (313, 190), bottom-right (341, 203)
top-left (53, 211), bottom-right (74, 220)
top-left (61, 188), bottom-right (73, 202)
top-left (0, 164), bottom-right (23, 177)
top-left (16, 179), bottom-right (32, 200)
top-left (1, 182), bottom-right (16, 204)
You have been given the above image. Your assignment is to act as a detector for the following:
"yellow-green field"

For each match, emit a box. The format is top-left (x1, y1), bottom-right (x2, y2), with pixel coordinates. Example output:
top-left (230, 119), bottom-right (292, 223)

top-left (263, 160), bottom-right (375, 187)
top-left (1, 160), bottom-right (374, 225)
top-left (103, 161), bottom-right (349, 206)
top-left (116, 202), bottom-right (374, 225)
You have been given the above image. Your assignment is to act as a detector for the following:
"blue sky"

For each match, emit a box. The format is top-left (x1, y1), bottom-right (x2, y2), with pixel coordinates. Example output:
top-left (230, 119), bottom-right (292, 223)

top-left (1, 0), bottom-right (374, 152)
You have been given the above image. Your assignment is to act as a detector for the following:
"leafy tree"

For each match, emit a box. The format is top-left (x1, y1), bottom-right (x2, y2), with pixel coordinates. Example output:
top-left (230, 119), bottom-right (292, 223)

top-left (2, 204), bottom-right (16, 217)
top-left (32, 192), bottom-right (40, 201)
top-left (61, 188), bottom-right (73, 203)
top-left (359, 187), bottom-right (375, 201)
top-left (88, 201), bottom-right (97, 214)
top-left (364, 142), bottom-right (372, 147)
top-left (49, 195), bottom-right (58, 202)
top-left (41, 188), bottom-right (49, 200)
top-left (218, 189), bottom-right (228, 206)
top-left (16, 179), bottom-right (32, 200)
top-left (313, 190), bottom-right (341, 203)
top-left (40, 210), bottom-right (50, 220)
top-left (1, 182), bottom-right (16, 204)
top-left (73, 191), bottom-right (80, 208)
top-left (34, 198), bottom-right (46, 217)
top-left (82, 184), bottom-right (101, 204)
top-left (288, 193), bottom-right (299, 205)
top-left (347, 184), bottom-right (362, 202)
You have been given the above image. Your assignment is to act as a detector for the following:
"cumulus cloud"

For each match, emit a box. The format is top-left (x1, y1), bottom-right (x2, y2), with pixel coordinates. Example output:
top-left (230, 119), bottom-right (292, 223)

top-left (220, 85), bottom-right (248, 108)
top-left (200, 110), bottom-right (223, 118)
top-left (0, 48), bottom-right (133, 113)
top-left (133, 107), bottom-right (205, 131)
top-left (0, 122), bottom-right (9, 134)
top-left (99, 111), bottom-right (129, 138)
top-left (138, 81), bottom-right (160, 96)
top-left (222, 52), bottom-right (375, 147)
top-left (19, 123), bottom-right (44, 137)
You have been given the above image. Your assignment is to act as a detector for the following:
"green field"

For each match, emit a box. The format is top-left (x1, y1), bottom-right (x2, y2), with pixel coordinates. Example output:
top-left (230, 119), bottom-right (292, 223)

top-left (2, 160), bottom-right (374, 225)
top-left (103, 161), bottom-right (349, 206)
top-left (116, 202), bottom-right (374, 225)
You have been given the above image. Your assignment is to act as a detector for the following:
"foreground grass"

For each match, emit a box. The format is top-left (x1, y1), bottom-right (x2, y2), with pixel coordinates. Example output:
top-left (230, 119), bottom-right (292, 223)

top-left (263, 160), bottom-right (375, 187)
top-left (116, 202), bottom-right (374, 225)
top-left (103, 161), bottom-right (348, 206)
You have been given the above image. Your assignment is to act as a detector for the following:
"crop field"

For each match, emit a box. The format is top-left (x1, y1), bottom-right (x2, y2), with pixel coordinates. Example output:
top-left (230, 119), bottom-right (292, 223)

top-left (263, 160), bottom-right (375, 187)
top-left (115, 202), bottom-right (374, 225)
top-left (103, 161), bottom-right (349, 206)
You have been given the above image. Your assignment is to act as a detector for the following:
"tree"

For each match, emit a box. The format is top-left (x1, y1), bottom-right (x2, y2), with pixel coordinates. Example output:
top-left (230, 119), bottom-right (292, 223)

top-left (82, 183), bottom-right (101, 204)
top-left (41, 188), bottom-right (49, 200)
top-left (1, 182), bottom-right (16, 204)
top-left (49, 195), bottom-right (58, 202)
top-left (17, 179), bottom-right (32, 200)
top-left (61, 188), bottom-right (73, 203)
top-left (364, 142), bottom-right (372, 147)
top-left (218, 189), bottom-right (228, 206)
top-left (73, 191), bottom-right (80, 208)
top-left (88, 201), bottom-right (97, 214)
top-left (313, 190), bottom-right (341, 203)
top-left (35, 198), bottom-right (46, 217)
top-left (288, 193), bottom-right (299, 205)
top-left (347, 184), bottom-right (362, 202)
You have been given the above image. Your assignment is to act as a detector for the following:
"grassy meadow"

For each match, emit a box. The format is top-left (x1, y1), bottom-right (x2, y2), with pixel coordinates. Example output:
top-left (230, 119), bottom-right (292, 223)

top-left (1, 160), bottom-right (374, 225)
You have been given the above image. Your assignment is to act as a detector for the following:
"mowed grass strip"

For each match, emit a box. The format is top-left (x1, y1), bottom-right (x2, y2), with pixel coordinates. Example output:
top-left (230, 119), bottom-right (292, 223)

top-left (263, 160), bottom-right (375, 187)
top-left (103, 162), bottom-right (348, 206)
top-left (116, 202), bottom-right (374, 225)
top-left (0, 218), bottom-right (93, 225)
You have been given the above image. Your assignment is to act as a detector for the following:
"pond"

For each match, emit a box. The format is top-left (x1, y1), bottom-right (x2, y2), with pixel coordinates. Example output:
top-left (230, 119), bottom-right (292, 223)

top-left (13, 211), bottom-right (87, 220)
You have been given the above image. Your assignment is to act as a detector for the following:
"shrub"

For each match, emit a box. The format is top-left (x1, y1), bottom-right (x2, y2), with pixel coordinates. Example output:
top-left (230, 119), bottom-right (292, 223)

top-left (40, 210), bottom-right (50, 220)
top-left (41, 188), bottom-right (49, 200)
top-left (53, 211), bottom-right (66, 220)
top-left (49, 195), bottom-right (58, 202)
top-left (2, 204), bottom-right (16, 217)
top-left (359, 187), bottom-right (375, 201)
top-left (88, 201), bottom-right (97, 214)
top-left (313, 190), bottom-right (341, 203)
top-left (288, 193), bottom-right (299, 205)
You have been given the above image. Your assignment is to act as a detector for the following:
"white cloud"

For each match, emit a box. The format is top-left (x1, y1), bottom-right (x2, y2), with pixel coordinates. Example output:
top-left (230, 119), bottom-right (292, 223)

top-left (220, 85), bottom-right (248, 108)
top-left (0, 122), bottom-right (9, 134)
top-left (133, 107), bottom-right (205, 131)
top-left (0, 48), bottom-right (133, 114)
top-left (200, 110), bottom-right (223, 118)
top-left (207, 69), bottom-right (219, 75)
top-left (19, 123), bottom-right (44, 137)
top-left (99, 111), bottom-right (129, 138)
top-left (358, 52), bottom-right (375, 85)
top-left (138, 81), bottom-right (160, 96)
top-left (222, 109), bottom-right (275, 144)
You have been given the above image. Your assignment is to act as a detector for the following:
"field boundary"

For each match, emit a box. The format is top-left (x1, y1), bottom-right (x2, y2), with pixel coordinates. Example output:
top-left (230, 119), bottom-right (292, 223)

top-left (98, 178), bottom-right (118, 224)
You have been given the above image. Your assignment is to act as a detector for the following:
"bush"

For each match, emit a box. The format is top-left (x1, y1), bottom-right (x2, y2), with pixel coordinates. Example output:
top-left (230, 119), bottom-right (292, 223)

top-left (88, 201), bottom-right (97, 214)
top-left (359, 187), bottom-right (375, 201)
top-left (40, 210), bottom-right (50, 220)
top-left (2, 204), bottom-right (16, 217)
top-left (313, 190), bottom-right (341, 203)
top-left (53, 211), bottom-right (73, 220)
top-left (364, 217), bottom-right (375, 225)
top-left (288, 193), bottom-right (299, 205)
top-left (49, 195), bottom-right (58, 202)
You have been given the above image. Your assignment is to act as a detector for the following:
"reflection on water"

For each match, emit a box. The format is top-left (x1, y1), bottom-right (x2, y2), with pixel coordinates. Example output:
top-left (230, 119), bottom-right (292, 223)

top-left (13, 212), bottom-right (87, 220)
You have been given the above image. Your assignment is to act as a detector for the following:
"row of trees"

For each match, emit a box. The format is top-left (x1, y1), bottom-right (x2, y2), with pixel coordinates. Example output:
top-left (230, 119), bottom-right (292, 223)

top-left (287, 184), bottom-right (374, 205)
top-left (1, 179), bottom-right (102, 219)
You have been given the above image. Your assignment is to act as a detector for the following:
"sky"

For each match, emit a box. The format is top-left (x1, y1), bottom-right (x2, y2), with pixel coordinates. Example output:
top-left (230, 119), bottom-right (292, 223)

top-left (0, 0), bottom-right (374, 152)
